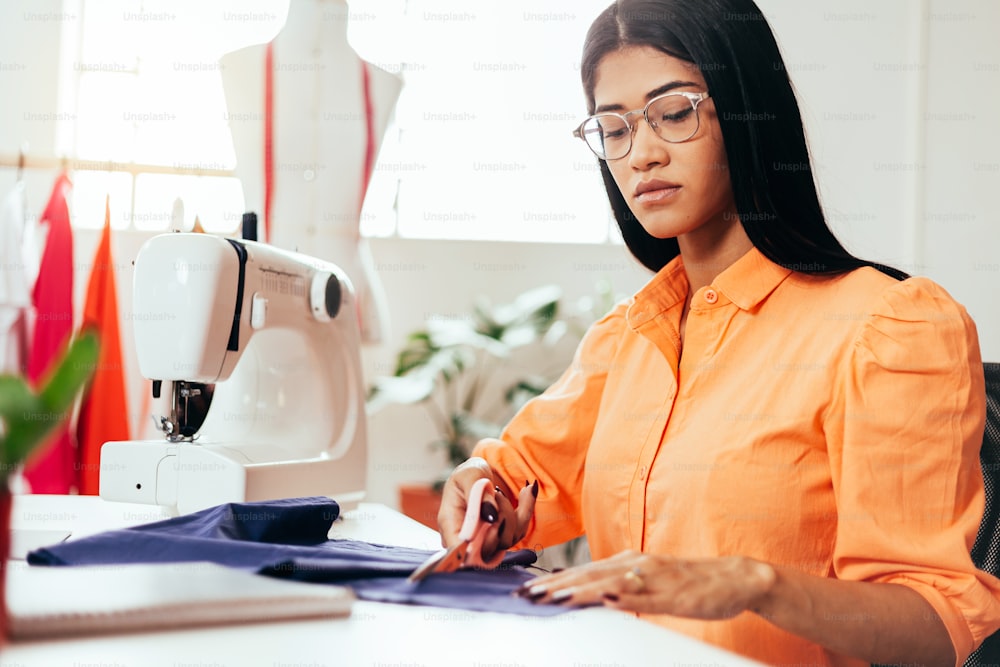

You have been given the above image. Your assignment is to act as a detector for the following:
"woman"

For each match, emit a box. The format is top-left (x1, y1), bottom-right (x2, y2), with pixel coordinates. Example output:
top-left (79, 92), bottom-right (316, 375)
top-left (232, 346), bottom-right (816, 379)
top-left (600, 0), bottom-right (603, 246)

top-left (437, 0), bottom-right (1000, 664)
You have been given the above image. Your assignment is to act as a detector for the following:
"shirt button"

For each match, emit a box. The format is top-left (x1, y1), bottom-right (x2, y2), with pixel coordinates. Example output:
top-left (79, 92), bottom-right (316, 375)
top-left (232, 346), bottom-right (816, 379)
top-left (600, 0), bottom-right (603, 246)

top-left (704, 289), bottom-right (718, 304)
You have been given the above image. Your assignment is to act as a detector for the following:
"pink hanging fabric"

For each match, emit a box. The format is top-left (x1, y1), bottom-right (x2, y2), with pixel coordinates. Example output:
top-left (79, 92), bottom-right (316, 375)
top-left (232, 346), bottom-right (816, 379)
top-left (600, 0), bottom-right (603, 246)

top-left (23, 172), bottom-right (76, 494)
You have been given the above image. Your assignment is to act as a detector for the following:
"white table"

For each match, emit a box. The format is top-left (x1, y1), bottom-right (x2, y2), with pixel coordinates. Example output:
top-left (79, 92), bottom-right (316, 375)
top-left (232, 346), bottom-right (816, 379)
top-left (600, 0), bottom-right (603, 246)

top-left (5, 495), bottom-right (762, 666)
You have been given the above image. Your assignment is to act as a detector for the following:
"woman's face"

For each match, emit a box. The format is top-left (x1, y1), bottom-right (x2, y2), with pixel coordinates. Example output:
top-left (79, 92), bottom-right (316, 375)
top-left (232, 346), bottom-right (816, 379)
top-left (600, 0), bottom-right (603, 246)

top-left (592, 46), bottom-right (738, 241)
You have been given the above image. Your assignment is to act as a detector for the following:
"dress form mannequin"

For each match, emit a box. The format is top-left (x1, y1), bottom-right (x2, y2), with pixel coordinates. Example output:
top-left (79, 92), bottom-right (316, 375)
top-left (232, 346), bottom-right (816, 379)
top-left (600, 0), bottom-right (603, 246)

top-left (220, 0), bottom-right (401, 343)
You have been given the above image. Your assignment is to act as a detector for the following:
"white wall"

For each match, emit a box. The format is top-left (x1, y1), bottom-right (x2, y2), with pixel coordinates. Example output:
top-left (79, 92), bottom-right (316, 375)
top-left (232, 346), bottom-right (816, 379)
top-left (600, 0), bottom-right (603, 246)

top-left (759, 0), bottom-right (1000, 359)
top-left (1, 1), bottom-right (998, 509)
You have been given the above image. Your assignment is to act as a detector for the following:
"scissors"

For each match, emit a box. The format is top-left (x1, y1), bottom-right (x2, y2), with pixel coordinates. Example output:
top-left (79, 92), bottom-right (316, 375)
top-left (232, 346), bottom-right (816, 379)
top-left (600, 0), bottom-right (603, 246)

top-left (408, 477), bottom-right (506, 583)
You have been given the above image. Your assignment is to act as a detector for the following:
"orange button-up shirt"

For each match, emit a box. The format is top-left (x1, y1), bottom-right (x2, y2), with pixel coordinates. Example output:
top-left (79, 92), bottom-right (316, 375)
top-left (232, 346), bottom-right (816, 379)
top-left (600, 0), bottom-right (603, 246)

top-left (474, 247), bottom-right (1000, 665)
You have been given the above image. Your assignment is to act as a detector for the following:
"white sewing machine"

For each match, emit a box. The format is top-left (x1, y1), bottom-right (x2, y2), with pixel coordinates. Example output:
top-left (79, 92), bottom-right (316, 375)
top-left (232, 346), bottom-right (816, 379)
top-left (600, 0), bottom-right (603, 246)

top-left (99, 233), bottom-right (367, 515)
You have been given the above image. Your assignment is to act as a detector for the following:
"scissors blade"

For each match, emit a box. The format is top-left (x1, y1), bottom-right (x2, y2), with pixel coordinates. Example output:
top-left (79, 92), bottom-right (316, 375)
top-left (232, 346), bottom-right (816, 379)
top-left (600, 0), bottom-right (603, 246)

top-left (407, 540), bottom-right (469, 584)
top-left (408, 478), bottom-right (496, 584)
top-left (407, 548), bottom-right (448, 584)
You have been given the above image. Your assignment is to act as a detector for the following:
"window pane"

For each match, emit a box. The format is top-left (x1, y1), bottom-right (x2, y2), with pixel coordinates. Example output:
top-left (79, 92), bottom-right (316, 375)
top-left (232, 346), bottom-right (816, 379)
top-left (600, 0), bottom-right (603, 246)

top-left (351, 0), bottom-right (615, 243)
top-left (70, 170), bottom-right (133, 230)
top-left (133, 173), bottom-right (243, 233)
top-left (131, 61), bottom-right (236, 169)
top-left (74, 71), bottom-right (137, 162)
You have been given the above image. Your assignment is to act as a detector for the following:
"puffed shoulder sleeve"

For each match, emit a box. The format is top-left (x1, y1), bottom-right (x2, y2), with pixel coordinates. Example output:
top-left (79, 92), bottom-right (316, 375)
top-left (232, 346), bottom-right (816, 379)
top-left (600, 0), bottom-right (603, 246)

top-left (828, 276), bottom-right (1000, 664)
top-left (472, 302), bottom-right (628, 549)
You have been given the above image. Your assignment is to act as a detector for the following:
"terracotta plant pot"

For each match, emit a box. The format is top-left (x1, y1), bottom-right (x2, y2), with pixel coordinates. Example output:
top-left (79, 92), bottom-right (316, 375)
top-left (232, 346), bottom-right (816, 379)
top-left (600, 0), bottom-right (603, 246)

top-left (398, 483), bottom-right (443, 531)
top-left (0, 484), bottom-right (10, 644)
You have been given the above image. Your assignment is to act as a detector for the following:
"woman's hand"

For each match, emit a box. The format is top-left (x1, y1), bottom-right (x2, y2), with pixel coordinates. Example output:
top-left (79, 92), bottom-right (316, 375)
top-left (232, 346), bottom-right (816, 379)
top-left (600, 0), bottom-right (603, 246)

top-left (437, 457), bottom-right (538, 564)
top-left (518, 551), bottom-right (956, 665)
top-left (517, 550), bottom-right (776, 619)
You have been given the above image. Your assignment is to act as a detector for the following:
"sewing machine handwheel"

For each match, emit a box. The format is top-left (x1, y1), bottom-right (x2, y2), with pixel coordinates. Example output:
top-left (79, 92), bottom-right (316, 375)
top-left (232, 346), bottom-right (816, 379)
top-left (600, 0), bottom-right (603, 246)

top-left (311, 272), bottom-right (342, 321)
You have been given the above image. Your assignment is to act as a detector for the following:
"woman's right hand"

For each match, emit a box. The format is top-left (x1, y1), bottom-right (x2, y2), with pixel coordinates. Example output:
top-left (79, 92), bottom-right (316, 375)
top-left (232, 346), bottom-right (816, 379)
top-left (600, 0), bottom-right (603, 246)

top-left (437, 457), bottom-right (538, 564)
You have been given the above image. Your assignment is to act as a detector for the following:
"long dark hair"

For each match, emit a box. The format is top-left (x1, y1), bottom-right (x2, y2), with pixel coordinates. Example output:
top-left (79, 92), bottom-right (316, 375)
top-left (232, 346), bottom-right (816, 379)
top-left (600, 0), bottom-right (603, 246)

top-left (582, 0), bottom-right (907, 280)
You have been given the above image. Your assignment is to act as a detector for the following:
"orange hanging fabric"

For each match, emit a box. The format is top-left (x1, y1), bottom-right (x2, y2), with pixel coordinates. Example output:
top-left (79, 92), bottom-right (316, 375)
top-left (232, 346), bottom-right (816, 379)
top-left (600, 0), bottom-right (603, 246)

top-left (75, 197), bottom-right (130, 495)
top-left (23, 172), bottom-right (75, 493)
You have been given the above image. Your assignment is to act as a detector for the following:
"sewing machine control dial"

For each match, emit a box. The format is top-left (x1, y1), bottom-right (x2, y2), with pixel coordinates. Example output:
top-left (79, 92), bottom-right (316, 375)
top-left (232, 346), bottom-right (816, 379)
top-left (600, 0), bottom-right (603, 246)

top-left (310, 272), bottom-right (342, 322)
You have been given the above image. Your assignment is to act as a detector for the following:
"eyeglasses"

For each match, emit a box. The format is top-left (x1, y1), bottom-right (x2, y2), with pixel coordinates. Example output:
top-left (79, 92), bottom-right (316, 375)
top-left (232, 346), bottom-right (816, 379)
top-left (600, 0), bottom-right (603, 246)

top-left (572, 91), bottom-right (711, 161)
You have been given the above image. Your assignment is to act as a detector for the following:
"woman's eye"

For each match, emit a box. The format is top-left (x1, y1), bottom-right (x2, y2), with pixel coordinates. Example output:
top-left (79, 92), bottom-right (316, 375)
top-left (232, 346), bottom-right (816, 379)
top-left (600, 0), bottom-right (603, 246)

top-left (660, 107), bottom-right (694, 123)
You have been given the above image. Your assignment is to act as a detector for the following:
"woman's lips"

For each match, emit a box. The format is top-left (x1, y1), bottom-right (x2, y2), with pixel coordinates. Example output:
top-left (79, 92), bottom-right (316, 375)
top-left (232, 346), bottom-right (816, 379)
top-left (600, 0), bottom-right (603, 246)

top-left (635, 185), bottom-right (681, 204)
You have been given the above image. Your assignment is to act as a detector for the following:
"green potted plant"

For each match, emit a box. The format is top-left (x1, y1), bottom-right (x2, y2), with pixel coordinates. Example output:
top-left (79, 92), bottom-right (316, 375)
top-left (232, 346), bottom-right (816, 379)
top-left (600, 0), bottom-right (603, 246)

top-left (367, 281), bottom-right (616, 531)
top-left (0, 332), bottom-right (99, 641)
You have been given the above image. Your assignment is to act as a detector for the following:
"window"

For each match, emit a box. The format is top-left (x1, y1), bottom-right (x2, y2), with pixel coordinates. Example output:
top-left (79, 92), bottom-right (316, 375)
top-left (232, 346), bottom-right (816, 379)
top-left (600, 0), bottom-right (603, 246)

top-left (61, 0), bottom-right (617, 243)
top-left (59, 0), bottom-right (284, 232)
top-left (349, 1), bottom-right (617, 243)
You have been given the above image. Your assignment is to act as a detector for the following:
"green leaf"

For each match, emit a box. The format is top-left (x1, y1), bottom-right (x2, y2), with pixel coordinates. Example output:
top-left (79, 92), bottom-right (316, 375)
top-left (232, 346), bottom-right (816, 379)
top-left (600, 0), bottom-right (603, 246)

top-left (394, 332), bottom-right (437, 376)
top-left (0, 376), bottom-right (39, 422)
top-left (0, 332), bottom-right (99, 467)
top-left (0, 377), bottom-right (48, 465)
top-left (39, 332), bottom-right (100, 413)
top-left (471, 297), bottom-right (503, 340)
top-left (426, 320), bottom-right (509, 358)
top-left (542, 319), bottom-right (569, 347)
top-left (493, 285), bottom-right (561, 328)
top-left (504, 377), bottom-right (552, 411)
top-left (366, 374), bottom-right (436, 412)
top-left (454, 412), bottom-right (503, 440)
top-left (498, 322), bottom-right (539, 348)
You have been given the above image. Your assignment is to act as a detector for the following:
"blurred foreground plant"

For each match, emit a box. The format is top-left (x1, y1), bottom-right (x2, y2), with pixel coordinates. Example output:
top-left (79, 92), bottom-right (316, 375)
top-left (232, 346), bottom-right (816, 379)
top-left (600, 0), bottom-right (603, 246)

top-left (0, 332), bottom-right (99, 489)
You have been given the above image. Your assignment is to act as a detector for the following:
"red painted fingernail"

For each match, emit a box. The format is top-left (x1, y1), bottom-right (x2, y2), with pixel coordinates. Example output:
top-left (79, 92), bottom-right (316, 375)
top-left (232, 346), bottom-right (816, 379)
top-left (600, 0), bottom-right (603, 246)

top-left (531, 480), bottom-right (539, 498)
top-left (480, 503), bottom-right (498, 524)
top-left (603, 593), bottom-right (619, 602)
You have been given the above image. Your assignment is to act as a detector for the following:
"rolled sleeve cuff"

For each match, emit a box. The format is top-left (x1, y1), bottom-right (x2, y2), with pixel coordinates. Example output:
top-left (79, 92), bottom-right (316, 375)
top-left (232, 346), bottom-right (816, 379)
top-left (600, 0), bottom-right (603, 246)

top-left (876, 573), bottom-right (985, 666)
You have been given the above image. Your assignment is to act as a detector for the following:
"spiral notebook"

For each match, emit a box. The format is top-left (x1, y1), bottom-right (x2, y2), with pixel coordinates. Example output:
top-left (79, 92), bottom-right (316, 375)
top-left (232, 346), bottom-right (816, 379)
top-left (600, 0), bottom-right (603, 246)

top-left (5, 561), bottom-right (354, 640)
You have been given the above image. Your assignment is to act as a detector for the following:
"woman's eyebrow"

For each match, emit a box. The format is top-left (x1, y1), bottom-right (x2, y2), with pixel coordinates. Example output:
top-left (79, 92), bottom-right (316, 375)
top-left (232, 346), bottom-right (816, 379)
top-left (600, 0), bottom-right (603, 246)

top-left (594, 80), bottom-right (701, 113)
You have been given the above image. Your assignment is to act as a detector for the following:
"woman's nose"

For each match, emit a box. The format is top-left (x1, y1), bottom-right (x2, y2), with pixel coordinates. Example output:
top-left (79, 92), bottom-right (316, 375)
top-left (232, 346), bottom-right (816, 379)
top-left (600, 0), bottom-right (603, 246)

top-left (627, 117), bottom-right (671, 170)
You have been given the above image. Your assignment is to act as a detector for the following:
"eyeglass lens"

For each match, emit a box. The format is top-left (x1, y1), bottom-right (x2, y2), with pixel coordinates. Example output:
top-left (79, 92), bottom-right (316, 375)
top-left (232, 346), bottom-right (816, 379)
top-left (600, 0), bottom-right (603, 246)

top-left (580, 94), bottom-right (701, 160)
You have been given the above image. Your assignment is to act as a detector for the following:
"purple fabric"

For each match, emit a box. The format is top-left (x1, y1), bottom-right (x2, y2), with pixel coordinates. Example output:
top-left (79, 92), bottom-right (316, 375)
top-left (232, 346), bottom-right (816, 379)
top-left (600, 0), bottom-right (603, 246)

top-left (27, 497), bottom-right (567, 617)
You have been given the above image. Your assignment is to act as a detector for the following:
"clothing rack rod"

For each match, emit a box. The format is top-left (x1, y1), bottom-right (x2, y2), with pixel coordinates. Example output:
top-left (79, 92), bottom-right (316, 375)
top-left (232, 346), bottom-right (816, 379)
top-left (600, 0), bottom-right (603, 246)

top-left (0, 153), bottom-right (235, 178)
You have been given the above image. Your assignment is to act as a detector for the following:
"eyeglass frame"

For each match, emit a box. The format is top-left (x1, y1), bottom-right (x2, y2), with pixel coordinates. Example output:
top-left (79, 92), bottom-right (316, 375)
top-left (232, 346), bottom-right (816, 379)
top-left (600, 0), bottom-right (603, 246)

top-left (571, 90), bottom-right (712, 161)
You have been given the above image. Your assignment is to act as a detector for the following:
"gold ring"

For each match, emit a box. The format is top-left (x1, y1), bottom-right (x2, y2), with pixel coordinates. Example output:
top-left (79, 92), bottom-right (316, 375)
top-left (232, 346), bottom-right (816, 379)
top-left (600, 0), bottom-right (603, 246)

top-left (623, 566), bottom-right (646, 593)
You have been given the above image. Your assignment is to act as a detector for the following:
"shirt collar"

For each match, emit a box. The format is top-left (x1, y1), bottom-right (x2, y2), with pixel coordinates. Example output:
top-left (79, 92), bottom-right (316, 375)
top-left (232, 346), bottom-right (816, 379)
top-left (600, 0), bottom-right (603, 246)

top-left (628, 246), bottom-right (792, 328)
top-left (712, 246), bottom-right (792, 310)
top-left (627, 254), bottom-right (688, 329)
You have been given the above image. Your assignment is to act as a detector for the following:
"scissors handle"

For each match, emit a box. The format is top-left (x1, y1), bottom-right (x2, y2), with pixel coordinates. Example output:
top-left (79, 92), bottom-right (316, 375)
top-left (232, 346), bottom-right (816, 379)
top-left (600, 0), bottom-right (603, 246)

top-left (407, 477), bottom-right (503, 582)
top-left (458, 478), bottom-right (493, 540)
top-left (454, 478), bottom-right (505, 569)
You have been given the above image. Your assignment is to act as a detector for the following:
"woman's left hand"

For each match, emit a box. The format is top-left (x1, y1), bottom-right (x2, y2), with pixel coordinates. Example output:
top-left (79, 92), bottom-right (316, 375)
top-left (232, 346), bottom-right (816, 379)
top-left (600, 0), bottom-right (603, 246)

top-left (517, 550), bottom-right (777, 619)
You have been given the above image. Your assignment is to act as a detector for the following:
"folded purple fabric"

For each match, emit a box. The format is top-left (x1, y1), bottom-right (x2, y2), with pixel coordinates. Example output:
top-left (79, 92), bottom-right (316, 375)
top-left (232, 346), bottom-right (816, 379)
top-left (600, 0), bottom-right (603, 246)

top-left (27, 497), bottom-right (567, 617)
